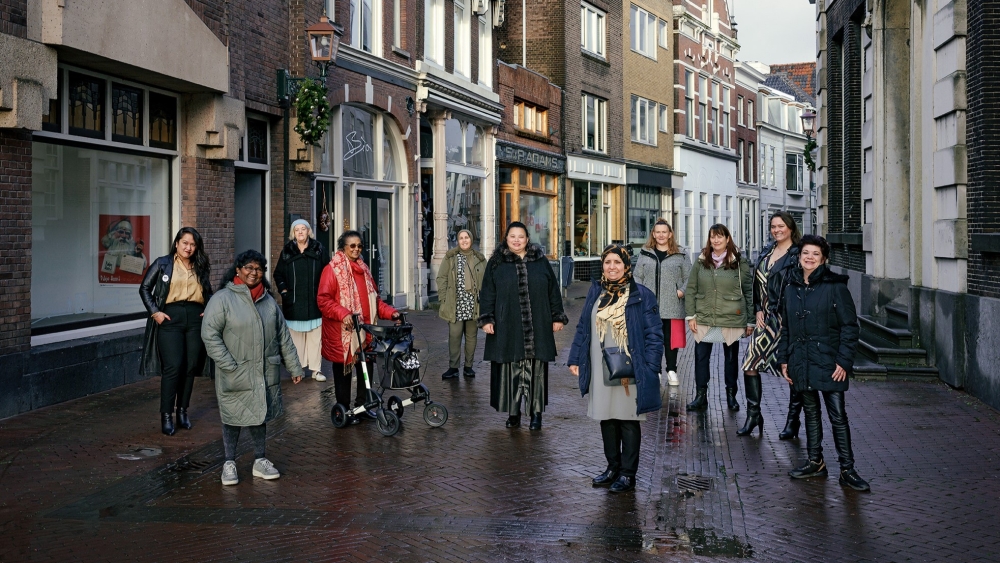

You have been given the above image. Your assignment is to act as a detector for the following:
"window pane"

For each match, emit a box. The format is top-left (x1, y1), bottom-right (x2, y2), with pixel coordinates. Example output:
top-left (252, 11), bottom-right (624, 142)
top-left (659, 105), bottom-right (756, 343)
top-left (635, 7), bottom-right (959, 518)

top-left (383, 122), bottom-right (397, 181)
top-left (247, 118), bottom-right (268, 164)
top-left (31, 142), bottom-right (169, 329)
top-left (630, 96), bottom-right (637, 140)
top-left (520, 193), bottom-right (553, 255)
top-left (343, 106), bottom-right (376, 178)
top-left (445, 173), bottom-right (482, 249)
top-left (445, 118), bottom-right (463, 163)
top-left (148, 92), bottom-right (177, 150)
top-left (420, 117), bottom-right (434, 158)
top-left (68, 72), bottom-right (105, 139)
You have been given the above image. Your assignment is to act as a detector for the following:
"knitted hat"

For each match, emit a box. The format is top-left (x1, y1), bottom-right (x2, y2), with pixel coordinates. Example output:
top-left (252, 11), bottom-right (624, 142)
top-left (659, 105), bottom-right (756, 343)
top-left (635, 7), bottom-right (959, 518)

top-left (290, 219), bottom-right (312, 236)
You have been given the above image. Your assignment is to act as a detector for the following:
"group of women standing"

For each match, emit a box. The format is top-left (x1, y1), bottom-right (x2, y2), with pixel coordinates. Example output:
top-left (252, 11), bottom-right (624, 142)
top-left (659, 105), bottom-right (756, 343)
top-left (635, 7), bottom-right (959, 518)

top-left (139, 221), bottom-right (398, 484)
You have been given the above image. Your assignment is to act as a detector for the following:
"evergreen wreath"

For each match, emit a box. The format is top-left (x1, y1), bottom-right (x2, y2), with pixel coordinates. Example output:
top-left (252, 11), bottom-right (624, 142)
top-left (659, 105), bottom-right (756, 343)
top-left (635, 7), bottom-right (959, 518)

top-left (803, 137), bottom-right (818, 172)
top-left (293, 79), bottom-right (331, 147)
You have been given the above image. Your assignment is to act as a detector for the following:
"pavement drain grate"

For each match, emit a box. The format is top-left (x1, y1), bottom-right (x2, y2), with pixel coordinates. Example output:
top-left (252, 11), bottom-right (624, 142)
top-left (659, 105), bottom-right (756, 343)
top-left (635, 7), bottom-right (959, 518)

top-left (676, 475), bottom-right (712, 492)
top-left (166, 458), bottom-right (214, 474)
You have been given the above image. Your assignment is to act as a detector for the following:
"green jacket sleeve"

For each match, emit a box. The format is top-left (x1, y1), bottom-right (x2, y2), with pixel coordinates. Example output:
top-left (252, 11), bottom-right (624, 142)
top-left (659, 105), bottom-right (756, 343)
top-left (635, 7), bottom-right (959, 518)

top-left (275, 307), bottom-right (305, 378)
top-left (740, 259), bottom-right (753, 325)
top-left (200, 293), bottom-right (238, 372)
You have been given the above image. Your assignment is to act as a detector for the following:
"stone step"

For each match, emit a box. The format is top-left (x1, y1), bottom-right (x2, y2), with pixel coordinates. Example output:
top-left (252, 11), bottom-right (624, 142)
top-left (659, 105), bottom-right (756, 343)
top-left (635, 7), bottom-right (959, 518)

top-left (859, 315), bottom-right (914, 348)
top-left (884, 304), bottom-right (910, 330)
top-left (853, 355), bottom-right (939, 381)
top-left (858, 340), bottom-right (930, 367)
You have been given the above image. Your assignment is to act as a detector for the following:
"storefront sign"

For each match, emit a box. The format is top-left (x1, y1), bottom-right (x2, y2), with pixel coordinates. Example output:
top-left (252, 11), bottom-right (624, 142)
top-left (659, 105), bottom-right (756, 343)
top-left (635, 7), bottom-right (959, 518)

top-left (495, 141), bottom-right (565, 174)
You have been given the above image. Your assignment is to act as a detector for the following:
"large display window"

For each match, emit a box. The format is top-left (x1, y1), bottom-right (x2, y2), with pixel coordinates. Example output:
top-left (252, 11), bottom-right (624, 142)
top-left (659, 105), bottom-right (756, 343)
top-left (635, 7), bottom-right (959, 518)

top-left (31, 142), bottom-right (170, 331)
top-left (445, 173), bottom-right (483, 249)
top-left (573, 181), bottom-right (608, 257)
top-left (498, 166), bottom-right (559, 257)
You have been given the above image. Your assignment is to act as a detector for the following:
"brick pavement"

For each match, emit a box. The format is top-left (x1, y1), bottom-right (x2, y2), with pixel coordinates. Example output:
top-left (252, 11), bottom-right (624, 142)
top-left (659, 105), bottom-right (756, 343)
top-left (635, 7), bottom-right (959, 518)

top-left (1, 282), bottom-right (999, 562)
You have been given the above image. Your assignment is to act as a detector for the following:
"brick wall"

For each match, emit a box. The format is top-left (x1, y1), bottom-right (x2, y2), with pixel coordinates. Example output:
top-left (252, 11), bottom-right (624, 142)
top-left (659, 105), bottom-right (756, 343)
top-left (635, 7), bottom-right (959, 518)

top-left (182, 0), bottom-right (227, 44)
top-left (623, 0), bottom-right (673, 169)
top-left (967, 0), bottom-right (1000, 298)
top-left (229, 0), bottom-right (289, 112)
top-left (496, 63), bottom-right (563, 152)
top-left (0, 129), bottom-right (31, 355)
top-left (180, 157), bottom-right (236, 287)
top-left (1, 0), bottom-right (27, 37)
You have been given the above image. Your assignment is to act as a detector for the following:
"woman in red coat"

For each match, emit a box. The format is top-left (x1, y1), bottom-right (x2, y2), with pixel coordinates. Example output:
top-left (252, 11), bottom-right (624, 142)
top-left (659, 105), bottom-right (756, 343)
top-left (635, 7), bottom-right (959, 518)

top-left (317, 230), bottom-right (399, 423)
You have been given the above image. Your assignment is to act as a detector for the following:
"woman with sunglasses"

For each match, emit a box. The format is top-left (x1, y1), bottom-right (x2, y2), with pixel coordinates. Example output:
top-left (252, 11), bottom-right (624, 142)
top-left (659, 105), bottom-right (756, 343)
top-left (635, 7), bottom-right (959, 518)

top-left (317, 230), bottom-right (400, 422)
top-left (201, 250), bottom-right (304, 485)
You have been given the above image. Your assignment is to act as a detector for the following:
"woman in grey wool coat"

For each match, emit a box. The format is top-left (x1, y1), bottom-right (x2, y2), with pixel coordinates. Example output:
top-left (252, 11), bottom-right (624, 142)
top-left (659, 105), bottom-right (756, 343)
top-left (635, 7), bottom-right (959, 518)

top-left (202, 250), bottom-right (303, 487)
top-left (633, 218), bottom-right (690, 387)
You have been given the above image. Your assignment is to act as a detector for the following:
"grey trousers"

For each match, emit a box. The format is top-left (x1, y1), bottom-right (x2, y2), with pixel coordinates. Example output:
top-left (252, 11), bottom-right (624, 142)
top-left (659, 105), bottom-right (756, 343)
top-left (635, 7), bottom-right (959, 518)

top-left (448, 320), bottom-right (478, 369)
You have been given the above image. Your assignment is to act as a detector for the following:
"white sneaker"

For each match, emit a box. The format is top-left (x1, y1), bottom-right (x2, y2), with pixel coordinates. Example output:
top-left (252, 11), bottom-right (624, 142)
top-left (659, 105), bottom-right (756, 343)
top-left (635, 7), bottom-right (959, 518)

top-left (313, 372), bottom-right (327, 382)
top-left (252, 458), bottom-right (280, 480)
top-left (221, 461), bottom-right (239, 486)
top-left (666, 370), bottom-right (680, 386)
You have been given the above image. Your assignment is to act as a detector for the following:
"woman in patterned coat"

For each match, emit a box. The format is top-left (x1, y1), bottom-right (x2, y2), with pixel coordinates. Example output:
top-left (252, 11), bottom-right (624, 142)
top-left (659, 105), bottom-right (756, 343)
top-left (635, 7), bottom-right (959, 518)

top-left (737, 211), bottom-right (801, 437)
top-left (436, 229), bottom-right (487, 379)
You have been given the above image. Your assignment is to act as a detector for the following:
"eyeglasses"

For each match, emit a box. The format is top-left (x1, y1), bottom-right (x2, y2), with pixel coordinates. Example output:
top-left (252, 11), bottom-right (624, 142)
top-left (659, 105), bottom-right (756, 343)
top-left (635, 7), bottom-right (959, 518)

top-left (345, 243), bottom-right (363, 249)
top-left (241, 265), bottom-right (265, 274)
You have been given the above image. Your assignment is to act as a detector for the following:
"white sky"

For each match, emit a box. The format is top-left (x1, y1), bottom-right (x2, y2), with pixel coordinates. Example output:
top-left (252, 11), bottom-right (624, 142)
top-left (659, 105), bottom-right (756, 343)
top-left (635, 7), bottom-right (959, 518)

top-left (729, 0), bottom-right (817, 65)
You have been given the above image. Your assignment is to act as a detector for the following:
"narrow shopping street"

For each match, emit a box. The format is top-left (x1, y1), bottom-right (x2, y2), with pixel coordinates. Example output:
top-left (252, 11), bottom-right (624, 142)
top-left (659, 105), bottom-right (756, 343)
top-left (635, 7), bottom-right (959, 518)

top-left (0, 284), bottom-right (997, 562)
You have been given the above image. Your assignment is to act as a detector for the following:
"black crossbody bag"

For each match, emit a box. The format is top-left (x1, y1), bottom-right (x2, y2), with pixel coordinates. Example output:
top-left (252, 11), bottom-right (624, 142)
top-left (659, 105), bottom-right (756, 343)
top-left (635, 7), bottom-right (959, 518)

top-left (601, 344), bottom-right (634, 380)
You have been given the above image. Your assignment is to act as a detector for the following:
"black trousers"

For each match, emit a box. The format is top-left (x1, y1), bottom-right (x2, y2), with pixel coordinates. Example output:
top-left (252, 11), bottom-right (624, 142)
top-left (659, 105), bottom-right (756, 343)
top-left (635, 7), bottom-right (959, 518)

top-left (157, 301), bottom-right (205, 413)
top-left (331, 360), bottom-right (376, 408)
top-left (801, 389), bottom-right (855, 471)
top-left (694, 340), bottom-right (739, 390)
top-left (600, 420), bottom-right (641, 478)
top-left (660, 319), bottom-right (679, 372)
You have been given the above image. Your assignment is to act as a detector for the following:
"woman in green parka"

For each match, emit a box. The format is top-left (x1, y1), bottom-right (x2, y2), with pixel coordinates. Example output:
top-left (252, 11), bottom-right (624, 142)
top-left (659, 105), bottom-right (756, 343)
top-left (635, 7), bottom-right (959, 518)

top-left (436, 229), bottom-right (487, 379)
top-left (201, 250), bottom-right (304, 486)
top-left (684, 224), bottom-right (754, 412)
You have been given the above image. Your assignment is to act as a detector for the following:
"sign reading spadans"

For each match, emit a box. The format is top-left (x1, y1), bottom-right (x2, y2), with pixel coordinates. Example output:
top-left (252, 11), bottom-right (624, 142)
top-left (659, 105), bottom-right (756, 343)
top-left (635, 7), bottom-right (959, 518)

top-left (495, 141), bottom-right (565, 174)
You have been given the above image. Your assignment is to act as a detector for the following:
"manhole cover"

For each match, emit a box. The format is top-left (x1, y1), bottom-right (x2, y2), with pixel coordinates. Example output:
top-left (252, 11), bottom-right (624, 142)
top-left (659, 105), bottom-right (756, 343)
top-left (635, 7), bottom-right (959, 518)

top-left (676, 475), bottom-right (712, 492)
top-left (166, 458), bottom-right (214, 474)
top-left (116, 446), bottom-right (162, 461)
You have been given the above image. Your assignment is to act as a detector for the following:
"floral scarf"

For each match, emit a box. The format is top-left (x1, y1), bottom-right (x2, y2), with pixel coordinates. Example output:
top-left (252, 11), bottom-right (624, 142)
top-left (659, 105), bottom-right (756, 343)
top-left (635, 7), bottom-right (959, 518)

top-left (330, 251), bottom-right (378, 364)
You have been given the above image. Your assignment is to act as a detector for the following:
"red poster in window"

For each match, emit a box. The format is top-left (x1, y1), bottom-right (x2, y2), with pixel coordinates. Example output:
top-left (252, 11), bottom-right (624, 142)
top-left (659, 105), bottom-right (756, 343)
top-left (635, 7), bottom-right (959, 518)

top-left (97, 214), bottom-right (150, 285)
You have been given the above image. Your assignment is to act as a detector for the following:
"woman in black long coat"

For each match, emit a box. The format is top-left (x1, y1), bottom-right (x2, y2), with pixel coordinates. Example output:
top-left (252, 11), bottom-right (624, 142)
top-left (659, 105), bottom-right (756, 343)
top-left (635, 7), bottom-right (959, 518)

top-left (777, 234), bottom-right (869, 492)
top-left (479, 222), bottom-right (569, 431)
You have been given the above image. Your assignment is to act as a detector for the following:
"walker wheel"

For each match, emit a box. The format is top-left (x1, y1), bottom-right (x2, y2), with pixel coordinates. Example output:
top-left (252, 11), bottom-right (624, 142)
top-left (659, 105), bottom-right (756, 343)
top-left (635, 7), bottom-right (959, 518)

top-left (423, 402), bottom-right (449, 427)
top-left (376, 409), bottom-right (400, 436)
top-left (387, 395), bottom-right (404, 418)
top-left (331, 403), bottom-right (349, 428)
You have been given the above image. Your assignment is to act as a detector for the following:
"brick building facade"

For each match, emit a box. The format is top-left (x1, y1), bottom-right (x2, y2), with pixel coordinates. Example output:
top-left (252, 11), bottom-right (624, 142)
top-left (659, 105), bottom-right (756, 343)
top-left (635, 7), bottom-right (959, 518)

top-left (734, 62), bottom-right (761, 255)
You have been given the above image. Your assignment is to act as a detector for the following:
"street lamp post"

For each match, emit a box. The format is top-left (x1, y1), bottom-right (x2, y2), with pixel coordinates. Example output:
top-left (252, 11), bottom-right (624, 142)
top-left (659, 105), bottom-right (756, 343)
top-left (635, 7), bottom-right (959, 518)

top-left (277, 13), bottom-right (343, 235)
top-left (800, 109), bottom-right (817, 233)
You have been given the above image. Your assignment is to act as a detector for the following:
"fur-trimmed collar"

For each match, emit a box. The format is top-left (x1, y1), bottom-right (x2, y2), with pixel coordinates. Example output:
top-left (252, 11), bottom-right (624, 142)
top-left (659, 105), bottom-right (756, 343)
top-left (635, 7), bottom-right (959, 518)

top-left (281, 238), bottom-right (323, 258)
top-left (494, 243), bottom-right (546, 263)
top-left (788, 264), bottom-right (849, 287)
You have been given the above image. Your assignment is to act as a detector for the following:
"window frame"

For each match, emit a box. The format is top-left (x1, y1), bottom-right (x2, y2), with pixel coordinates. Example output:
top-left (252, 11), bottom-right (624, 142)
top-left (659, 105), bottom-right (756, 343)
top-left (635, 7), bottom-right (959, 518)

top-left (514, 100), bottom-right (548, 135)
top-left (582, 93), bottom-right (607, 153)
top-left (478, 15), bottom-right (492, 87)
top-left (630, 95), bottom-right (657, 146)
top-left (454, 0), bottom-right (471, 78)
top-left (349, 0), bottom-right (378, 54)
top-left (630, 4), bottom-right (657, 59)
top-left (581, 3), bottom-right (606, 58)
top-left (737, 95), bottom-right (744, 126)
top-left (424, 0), bottom-right (444, 63)
top-left (658, 103), bottom-right (668, 133)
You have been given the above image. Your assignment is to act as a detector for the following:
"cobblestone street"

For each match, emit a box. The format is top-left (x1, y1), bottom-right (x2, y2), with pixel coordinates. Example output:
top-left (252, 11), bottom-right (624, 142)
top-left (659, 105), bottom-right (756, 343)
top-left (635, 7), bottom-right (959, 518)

top-left (1, 283), bottom-right (999, 562)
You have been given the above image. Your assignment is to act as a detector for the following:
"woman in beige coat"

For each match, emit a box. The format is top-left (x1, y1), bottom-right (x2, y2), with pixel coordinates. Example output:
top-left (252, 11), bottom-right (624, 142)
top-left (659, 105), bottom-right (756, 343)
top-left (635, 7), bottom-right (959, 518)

top-left (436, 229), bottom-right (486, 379)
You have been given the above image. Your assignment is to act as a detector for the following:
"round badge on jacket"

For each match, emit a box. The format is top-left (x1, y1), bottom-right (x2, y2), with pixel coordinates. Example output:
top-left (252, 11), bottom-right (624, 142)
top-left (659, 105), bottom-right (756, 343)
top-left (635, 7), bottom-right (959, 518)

top-left (162, 275), bottom-right (169, 282)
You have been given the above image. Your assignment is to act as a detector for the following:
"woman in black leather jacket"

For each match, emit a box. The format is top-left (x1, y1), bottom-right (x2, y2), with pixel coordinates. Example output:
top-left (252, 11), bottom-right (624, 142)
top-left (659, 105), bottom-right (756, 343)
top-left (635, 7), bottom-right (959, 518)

top-left (139, 227), bottom-right (213, 435)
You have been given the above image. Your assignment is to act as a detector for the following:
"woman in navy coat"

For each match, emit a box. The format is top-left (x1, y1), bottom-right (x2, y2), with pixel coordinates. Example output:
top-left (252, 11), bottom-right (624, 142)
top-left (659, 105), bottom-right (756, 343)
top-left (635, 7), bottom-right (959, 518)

top-left (568, 244), bottom-right (663, 493)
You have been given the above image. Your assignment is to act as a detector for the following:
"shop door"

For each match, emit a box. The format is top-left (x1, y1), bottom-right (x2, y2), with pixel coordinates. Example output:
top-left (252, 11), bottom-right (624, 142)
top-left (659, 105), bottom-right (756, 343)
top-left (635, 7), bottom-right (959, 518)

top-left (235, 171), bottom-right (265, 255)
top-left (357, 190), bottom-right (392, 300)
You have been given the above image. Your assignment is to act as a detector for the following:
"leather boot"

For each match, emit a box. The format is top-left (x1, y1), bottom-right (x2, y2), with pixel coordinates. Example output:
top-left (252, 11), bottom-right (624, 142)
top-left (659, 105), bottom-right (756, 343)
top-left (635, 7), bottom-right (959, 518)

top-left (801, 390), bottom-right (824, 463)
top-left (529, 413), bottom-right (542, 430)
top-left (687, 388), bottom-right (708, 411)
top-left (592, 467), bottom-right (619, 487)
top-left (736, 375), bottom-right (763, 436)
top-left (788, 458), bottom-right (827, 479)
top-left (161, 412), bottom-right (176, 436)
top-left (726, 387), bottom-right (740, 411)
top-left (176, 408), bottom-right (192, 430)
top-left (826, 391), bottom-right (856, 472)
top-left (778, 388), bottom-right (803, 440)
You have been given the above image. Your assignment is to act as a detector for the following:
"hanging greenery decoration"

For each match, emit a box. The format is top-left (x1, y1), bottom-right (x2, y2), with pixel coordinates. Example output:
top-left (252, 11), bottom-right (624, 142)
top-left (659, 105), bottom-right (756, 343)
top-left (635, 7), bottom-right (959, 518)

top-left (803, 137), bottom-right (818, 172)
top-left (293, 79), bottom-right (331, 147)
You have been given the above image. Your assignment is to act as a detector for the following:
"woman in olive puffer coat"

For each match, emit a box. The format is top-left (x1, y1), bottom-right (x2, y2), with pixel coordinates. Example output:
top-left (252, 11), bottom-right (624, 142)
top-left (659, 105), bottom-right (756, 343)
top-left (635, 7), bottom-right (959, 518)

top-left (201, 250), bottom-right (303, 487)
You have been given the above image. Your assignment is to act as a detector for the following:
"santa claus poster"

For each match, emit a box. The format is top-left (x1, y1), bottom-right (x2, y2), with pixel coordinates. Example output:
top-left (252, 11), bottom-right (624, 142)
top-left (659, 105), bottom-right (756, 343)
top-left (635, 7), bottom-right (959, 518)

top-left (97, 214), bottom-right (150, 285)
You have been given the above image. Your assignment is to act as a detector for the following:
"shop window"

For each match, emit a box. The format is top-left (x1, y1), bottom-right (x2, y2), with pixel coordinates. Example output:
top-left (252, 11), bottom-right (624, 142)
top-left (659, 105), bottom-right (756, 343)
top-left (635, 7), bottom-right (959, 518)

top-left (31, 142), bottom-right (170, 332)
top-left (573, 181), bottom-right (606, 256)
top-left (111, 83), bottom-right (143, 145)
top-left (445, 119), bottom-right (464, 164)
top-left (520, 193), bottom-right (553, 255)
top-left (343, 106), bottom-right (375, 179)
top-left (628, 185), bottom-right (661, 247)
top-left (247, 118), bottom-right (269, 164)
top-left (68, 72), bottom-right (105, 139)
top-left (149, 92), bottom-right (177, 150)
top-left (514, 101), bottom-right (548, 136)
top-left (445, 173), bottom-right (482, 249)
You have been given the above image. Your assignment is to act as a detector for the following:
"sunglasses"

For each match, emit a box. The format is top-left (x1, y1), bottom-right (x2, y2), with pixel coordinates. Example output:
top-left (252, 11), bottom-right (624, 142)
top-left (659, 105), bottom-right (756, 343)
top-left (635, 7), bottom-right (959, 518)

top-left (345, 243), bottom-right (363, 249)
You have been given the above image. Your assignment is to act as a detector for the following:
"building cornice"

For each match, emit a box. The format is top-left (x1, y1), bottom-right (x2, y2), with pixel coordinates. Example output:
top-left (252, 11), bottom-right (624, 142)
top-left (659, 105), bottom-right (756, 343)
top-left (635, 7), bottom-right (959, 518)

top-left (337, 45), bottom-right (419, 90)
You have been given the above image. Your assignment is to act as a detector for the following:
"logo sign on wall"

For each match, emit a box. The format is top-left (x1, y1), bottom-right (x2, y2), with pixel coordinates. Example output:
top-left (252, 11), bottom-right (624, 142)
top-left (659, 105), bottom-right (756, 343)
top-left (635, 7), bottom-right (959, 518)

top-left (495, 141), bottom-right (565, 174)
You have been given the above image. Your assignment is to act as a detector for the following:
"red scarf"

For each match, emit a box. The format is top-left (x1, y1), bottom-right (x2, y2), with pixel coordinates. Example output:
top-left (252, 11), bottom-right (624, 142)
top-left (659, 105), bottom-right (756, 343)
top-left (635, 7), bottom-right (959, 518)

top-left (233, 275), bottom-right (266, 302)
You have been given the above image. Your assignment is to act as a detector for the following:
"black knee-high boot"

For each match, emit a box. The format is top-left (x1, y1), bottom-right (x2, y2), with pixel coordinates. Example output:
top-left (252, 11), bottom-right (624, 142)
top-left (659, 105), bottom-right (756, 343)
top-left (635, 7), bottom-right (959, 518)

top-left (736, 375), bottom-right (763, 436)
top-left (779, 387), bottom-right (803, 440)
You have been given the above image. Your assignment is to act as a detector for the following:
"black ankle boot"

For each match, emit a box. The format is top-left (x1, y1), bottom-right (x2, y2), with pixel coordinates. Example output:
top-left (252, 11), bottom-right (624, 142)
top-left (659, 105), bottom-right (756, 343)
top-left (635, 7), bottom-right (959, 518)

top-left (176, 408), bottom-right (192, 430)
top-left (161, 412), bottom-right (176, 436)
top-left (687, 388), bottom-right (708, 411)
top-left (736, 375), bottom-right (762, 436)
top-left (592, 467), bottom-right (618, 487)
top-left (529, 413), bottom-right (542, 430)
top-left (779, 389), bottom-right (803, 440)
top-left (726, 387), bottom-right (740, 411)
top-left (505, 415), bottom-right (521, 428)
